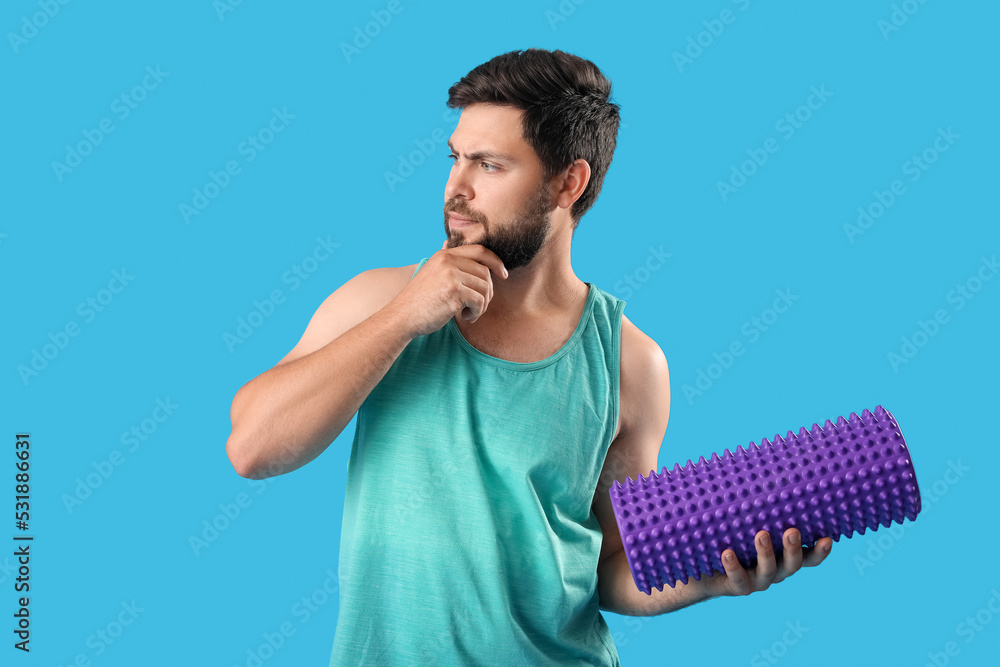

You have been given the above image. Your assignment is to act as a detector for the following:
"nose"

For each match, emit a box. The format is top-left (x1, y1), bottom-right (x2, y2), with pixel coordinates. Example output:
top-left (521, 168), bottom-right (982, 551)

top-left (444, 162), bottom-right (472, 203)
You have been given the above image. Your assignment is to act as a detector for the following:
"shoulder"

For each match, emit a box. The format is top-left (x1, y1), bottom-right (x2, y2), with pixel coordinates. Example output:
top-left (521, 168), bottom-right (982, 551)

top-left (389, 263), bottom-right (419, 284)
top-left (273, 262), bottom-right (419, 367)
top-left (617, 313), bottom-right (670, 440)
top-left (619, 313), bottom-right (668, 381)
top-left (356, 263), bottom-right (419, 300)
top-left (318, 261), bottom-right (421, 322)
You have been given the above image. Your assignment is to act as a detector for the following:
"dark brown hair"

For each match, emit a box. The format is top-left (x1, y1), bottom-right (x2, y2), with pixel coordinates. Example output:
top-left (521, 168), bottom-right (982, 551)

top-left (447, 48), bottom-right (620, 228)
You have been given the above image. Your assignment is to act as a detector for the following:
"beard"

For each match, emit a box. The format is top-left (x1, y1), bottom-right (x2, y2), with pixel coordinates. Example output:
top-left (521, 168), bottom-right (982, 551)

top-left (443, 182), bottom-right (553, 271)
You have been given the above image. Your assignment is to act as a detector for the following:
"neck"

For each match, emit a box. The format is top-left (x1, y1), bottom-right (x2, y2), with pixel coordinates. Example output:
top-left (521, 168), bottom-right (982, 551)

top-left (472, 223), bottom-right (585, 324)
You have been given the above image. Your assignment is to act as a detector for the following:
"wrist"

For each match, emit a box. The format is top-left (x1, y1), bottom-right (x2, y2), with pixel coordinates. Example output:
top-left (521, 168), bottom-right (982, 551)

top-left (379, 297), bottom-right (422, 342)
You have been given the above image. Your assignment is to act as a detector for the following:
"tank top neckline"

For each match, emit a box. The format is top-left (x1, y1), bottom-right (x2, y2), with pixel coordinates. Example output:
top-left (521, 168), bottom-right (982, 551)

top-left (445, 282), bottom-right (597, 372)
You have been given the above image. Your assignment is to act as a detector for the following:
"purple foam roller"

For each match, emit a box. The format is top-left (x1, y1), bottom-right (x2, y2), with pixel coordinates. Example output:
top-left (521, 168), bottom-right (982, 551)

top-left (609, 406), bottom-right (921, 594)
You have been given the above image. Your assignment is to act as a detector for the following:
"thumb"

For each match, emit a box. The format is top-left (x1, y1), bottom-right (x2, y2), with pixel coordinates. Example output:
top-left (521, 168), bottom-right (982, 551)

top-left (441, 238), bottom-right (448, 251)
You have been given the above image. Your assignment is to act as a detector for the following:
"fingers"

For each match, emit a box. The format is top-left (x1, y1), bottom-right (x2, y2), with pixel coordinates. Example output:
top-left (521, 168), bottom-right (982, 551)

top-left (717, 531), bottom-right (830, 598)
top-left (753, 530), bottom-right (777, 589)
top-left (720, 549), bottom-right (752, 595)
top-left (477, 247), bottom-right (508, 279)
top-left (802, 536), bottom-right (833, 567)
top-left (779, 528), bottom-right (804, 579)
top-left (447, 242), bottom-right (508, 279)
top-left (457, 280), bottom-right (491, 323)
top-left (432, 253), bottom-right (498, 324)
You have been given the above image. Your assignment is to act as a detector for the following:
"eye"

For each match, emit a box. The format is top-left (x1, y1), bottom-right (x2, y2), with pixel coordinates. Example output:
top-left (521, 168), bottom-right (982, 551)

top-left (446, 154), bottom-right (499, 173)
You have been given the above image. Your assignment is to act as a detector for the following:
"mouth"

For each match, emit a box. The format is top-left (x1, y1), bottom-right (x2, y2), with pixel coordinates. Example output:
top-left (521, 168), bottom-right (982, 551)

top-left (448, 214), bottom-right (478, 228)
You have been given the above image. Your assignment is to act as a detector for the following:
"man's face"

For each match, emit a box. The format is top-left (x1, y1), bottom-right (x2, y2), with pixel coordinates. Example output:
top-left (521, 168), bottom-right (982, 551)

top-left (443, 103), bottom-right (554, 271)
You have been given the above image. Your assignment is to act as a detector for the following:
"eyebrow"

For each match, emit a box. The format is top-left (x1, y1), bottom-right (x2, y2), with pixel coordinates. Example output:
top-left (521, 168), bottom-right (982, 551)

top-left (447, 140), bottom-right (517, 163)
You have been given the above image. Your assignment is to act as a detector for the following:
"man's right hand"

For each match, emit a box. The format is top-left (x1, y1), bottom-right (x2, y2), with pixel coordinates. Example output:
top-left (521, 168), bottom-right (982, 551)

top-left (392, 239), bottom-right (508, 338)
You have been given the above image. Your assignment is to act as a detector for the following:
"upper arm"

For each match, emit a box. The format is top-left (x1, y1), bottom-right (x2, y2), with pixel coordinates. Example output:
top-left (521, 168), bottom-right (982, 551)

top-left (273, 263), bottom-right (417, 368)
top-left (592, 315), bottom-right (671, 569)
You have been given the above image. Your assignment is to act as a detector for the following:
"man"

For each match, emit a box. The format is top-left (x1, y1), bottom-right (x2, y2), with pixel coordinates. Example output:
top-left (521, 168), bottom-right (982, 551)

top-left (226, 48), bottom-right (832, 666)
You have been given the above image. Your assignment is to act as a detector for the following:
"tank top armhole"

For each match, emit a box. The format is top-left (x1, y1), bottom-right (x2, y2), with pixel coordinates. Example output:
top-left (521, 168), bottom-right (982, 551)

top-left (611, 298), bottom-right (626, 449)
top-left (411, 257), bottom-right (430, 279)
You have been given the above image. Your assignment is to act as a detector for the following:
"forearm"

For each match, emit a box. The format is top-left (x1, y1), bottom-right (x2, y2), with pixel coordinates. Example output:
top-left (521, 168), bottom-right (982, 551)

top-left (597, 549), bottom-right (715, 616)
top-left (227, 303), bottom-right (415, 479)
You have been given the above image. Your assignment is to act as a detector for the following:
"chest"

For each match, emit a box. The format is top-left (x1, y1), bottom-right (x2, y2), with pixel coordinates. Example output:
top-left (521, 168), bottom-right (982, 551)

top-left (453, 320), bottom-right (630, 444)
top-left (455, 319), bottom-right (577, 364)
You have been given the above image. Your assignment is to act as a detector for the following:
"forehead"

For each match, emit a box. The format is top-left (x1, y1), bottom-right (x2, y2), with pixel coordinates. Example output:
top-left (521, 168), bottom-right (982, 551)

top-left (449, 103), bottom-right (532, 155)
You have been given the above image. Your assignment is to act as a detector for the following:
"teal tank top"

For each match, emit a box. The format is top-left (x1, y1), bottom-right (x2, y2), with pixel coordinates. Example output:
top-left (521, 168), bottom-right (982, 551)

top-left (330, 258), bottom-right (626, 666)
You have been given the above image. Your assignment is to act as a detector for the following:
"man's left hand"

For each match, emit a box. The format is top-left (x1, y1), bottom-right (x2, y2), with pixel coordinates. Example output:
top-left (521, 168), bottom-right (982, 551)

top-left (699, 528), bottom-right (833, 597)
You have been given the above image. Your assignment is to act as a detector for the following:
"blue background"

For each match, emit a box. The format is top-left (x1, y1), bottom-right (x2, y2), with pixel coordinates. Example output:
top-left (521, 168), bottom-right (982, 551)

top-left (3, 1), bottom-right (998, 665)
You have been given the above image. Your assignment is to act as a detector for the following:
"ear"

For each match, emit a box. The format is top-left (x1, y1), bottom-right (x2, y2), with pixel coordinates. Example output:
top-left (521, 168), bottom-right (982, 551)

top-left (554, 159), bottom-right (591, 211)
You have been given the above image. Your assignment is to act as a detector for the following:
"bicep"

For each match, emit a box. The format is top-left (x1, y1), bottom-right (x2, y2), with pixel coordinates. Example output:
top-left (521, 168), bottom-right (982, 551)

top-left (593, 331), bottom-right (671, 569)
